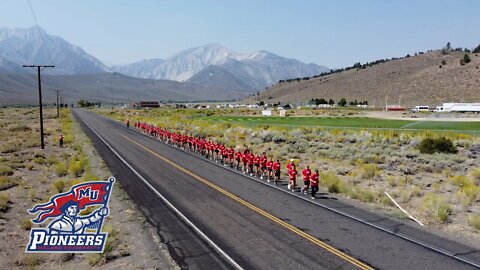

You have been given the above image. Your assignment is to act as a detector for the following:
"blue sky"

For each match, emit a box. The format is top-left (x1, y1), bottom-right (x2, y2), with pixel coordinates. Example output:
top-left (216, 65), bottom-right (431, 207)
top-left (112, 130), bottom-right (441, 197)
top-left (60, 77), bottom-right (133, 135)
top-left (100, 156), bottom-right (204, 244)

top-left (1, 0), bottom-right (479, 68)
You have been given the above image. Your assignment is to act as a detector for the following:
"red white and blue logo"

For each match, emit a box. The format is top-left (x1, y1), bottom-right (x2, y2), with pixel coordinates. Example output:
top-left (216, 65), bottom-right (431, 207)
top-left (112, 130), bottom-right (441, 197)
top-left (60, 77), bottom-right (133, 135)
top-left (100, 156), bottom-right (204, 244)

top-left (26, 177), bottom-right (115, 253)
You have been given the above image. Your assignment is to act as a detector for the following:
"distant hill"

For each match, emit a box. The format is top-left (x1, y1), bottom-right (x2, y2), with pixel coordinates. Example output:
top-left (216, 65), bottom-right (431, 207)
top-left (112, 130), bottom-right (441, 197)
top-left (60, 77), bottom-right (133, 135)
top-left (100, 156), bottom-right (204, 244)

top-left (111, 43), bottom-right (330, 89)
top-left (250, 50), bottom-right (480, 107)
top-left (0, 72), bottom-right (251, 105)
top-left (186, 65), bottom-right (255, 92)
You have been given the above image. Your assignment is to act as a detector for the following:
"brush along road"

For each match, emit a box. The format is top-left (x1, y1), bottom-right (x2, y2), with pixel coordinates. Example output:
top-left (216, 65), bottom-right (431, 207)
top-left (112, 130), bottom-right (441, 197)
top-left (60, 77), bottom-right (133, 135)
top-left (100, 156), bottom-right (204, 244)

top-left (74, 109), bottom-right (479, 270)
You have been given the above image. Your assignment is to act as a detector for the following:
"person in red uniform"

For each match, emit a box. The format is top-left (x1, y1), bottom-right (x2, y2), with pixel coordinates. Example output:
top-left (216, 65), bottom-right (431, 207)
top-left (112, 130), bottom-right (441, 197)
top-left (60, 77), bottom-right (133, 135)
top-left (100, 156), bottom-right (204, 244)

top-left (301, 165), bottom-right (312, 194)
top-left (234, 150), bottom-right (242, 170)
top-left (310, 169), bottom-right (319, 199)
top-left (266, 158), bottom-right (273, 182)
top-left (241, 151), bottom-right (248, 174)
top-left (288, 166), bottom-right (297, 192)
top-left (273, 159), bottom-right (281, 184)
top-left (253, 154), bottom-right (261, 177)
top-left (247, 152), bottom-right (255, 175)
top-left (228, 147), bottom-right (235, 168)
top-left (260, 152), bottom-right (267, 180)
top-left (59, 134), bottom-right (64, 147)
top-left (286, 159), bottom-right (295, 172)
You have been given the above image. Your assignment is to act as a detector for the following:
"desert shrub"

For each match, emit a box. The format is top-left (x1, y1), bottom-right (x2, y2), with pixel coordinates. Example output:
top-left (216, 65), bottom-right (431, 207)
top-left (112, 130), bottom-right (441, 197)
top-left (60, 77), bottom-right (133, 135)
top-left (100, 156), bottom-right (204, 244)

top-left (33, 156), bottom-right (45, 164)
top-left (0, 164), bottom-right (13, 176)
top-left (20, 218), bottom-right (33, 230)
top-left (68, 157), bottom-right (86, 177)
top-left (16, 254), bottom-right (44, 267)
top-left (53, 179), bottom-right (65, 193)
top-left (0, 192), bottom-right (10, 212)
top-left (28, 188), bottom-right (37, 201)
top-left (360, 164), bottom-right (379, 180)
top-left (8, 125), bottom-right (31, 132)
top-left (26, 162), bottom-right (34, 170)
top-left (0, 176), bottom-right (18, 191)
top-left (468, 168), bottom-right (480, 184)
top-left (418, 137), bottom-right (456, 154)
top-left (351, 187), bottom-right (376, 203)
top-left (386, 176), bottom-right (397, 187)
top-left (55, 162), bottom-right (68, 176)
top-left (468, 215), bottom-right (480, 231)
top-left (421, 193), bottom-right (451, 223)
top-left (47, 156), bottom-right (58, 165)
top-left (320, 172), bottom-right (348, 194)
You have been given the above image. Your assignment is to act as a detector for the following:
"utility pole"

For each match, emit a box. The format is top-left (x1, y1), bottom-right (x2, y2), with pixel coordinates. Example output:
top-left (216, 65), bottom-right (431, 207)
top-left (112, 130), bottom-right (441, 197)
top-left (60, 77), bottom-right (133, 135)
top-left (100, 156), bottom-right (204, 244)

top-left (22, 65), bottom-right (54, 149)
top-left (56, 89), bottom-right (60, 118)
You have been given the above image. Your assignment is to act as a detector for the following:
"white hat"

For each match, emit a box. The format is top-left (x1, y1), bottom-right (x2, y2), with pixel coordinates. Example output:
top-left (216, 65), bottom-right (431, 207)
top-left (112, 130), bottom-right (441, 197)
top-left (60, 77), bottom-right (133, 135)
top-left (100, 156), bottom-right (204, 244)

top-left (290, 159), bottom-right (294, 162)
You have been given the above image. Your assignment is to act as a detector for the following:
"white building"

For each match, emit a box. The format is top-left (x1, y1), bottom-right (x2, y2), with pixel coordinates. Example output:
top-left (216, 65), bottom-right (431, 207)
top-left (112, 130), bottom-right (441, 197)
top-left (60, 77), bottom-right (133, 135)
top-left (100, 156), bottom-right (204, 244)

top-left (434, 103), bottom-right (480, 112)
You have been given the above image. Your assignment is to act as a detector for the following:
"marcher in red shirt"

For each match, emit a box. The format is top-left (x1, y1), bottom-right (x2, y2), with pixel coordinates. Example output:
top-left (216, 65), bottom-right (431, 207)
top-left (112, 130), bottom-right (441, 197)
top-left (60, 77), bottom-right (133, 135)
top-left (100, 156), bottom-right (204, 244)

top-left (234, 151), bottom-right (242, 170)
top-left (273, 159), bottom-right (281, 184)
top-left (260, 152), bottom-right (267, 180)
top-left (288, 167), bottom-right (297, 192)
top-left (301, 166), bottom-right (312, 194)
top-left (286, 159), bottom-right (295, 172)
top-left (241, 151), bottom-right (248, 174)
top-left (253, 154), bottom-right (261, 177)
top-left (310, 169), bottom-right (319, 199)
top-left (228, 147), bottom-right (235, 168)
top-left (247, 152), bottom-right (255, 175)
top-left (266, 158), bottom-right (273, 182)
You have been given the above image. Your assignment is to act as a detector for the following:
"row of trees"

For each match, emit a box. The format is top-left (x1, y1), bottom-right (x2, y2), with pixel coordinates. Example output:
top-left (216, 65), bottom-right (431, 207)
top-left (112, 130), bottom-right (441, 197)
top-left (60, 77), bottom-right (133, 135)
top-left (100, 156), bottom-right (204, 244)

top-left (309, 98), bottom-right (368, 107)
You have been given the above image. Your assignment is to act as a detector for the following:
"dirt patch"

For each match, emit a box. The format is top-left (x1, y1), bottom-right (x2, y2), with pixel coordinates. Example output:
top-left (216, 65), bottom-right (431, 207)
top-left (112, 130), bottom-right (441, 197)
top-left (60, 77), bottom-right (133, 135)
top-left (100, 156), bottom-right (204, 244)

top-left (0, 107), bottom-right (178, 270)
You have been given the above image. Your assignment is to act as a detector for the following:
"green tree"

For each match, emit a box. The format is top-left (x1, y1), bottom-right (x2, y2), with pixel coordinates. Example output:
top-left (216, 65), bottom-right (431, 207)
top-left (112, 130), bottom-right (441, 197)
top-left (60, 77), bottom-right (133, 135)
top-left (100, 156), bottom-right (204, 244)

top-left (464, 54), bottom-right (471, 64)
top-left (473, 44), bottom-right (480, 53)
top-left (328, 99), bottom-right (335, 106)
top-left (338, 98), bottom-right (347, 107)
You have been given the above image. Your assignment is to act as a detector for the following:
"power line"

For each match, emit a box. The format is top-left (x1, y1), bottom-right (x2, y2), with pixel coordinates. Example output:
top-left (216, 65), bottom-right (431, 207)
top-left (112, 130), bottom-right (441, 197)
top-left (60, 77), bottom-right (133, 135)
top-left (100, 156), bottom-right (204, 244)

top-left (26, 0), bottom-right (40, 26)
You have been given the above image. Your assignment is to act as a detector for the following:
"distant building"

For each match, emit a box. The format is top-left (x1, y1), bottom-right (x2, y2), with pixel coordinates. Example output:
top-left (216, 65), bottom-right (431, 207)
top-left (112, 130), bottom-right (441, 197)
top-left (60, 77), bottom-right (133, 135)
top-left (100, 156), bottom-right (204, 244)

top-left (132, 101), bottom-right (160, 108)
top-left (434, 103), bottom-right (480, 112)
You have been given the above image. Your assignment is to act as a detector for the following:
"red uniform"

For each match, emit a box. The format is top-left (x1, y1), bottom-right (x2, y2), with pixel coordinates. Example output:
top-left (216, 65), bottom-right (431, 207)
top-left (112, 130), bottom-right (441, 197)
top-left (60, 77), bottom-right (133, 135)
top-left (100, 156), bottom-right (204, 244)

top-left (266, 160), bottom-right (273, 170)
top-left (310, 173), bottom-right (319, 186)
top-left (302, 168), bottom-right (312, 182)
top-left (260, 155), bottom-right (267, 169)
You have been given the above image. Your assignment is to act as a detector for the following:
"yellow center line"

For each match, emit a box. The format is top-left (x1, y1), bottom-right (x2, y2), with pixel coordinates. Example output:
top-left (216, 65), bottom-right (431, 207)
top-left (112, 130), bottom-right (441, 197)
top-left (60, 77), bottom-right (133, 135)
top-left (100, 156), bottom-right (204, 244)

top-left (114, 130), bottom-right (373, 270)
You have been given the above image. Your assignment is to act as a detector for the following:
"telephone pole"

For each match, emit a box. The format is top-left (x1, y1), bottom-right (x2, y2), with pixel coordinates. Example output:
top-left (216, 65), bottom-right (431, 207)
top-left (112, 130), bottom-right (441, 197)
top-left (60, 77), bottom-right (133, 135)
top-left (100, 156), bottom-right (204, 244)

top-left (56, 89), bottom-right (60, 118)
top-left (22, 65), bottom-right (55, 149)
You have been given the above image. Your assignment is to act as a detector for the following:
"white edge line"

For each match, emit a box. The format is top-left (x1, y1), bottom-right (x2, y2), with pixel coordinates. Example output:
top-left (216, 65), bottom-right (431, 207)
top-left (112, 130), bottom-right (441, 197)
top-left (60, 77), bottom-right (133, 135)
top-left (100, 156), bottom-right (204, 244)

top-left (79, 113), bottom-right (244, 270)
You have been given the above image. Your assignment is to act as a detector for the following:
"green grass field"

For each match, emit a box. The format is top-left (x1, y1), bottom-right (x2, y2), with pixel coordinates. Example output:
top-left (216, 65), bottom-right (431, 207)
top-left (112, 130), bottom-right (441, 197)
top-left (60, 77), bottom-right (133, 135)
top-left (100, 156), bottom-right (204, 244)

top-left (199, 115), bottom-right (480, 132)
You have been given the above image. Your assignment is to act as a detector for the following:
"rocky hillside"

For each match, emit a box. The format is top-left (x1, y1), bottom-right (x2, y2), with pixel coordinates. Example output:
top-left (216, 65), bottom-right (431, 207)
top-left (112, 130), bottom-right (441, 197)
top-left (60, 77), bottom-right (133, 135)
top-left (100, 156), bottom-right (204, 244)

top-left (251, 50), bottom-right (480, 108)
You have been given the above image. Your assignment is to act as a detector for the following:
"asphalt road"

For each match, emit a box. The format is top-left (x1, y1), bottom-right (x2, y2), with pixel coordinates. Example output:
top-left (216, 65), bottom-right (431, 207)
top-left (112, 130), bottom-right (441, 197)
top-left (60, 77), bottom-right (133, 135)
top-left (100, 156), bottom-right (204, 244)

top-left (74, 109), bottom-right (480, 270)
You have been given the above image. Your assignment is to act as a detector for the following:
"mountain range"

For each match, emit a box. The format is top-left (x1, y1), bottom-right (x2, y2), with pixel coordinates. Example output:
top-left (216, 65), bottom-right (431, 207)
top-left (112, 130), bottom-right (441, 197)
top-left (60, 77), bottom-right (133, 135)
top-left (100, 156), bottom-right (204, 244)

top-left (0, 26), bottom-right (329, 104)
top-left (112, 43), bottom-right (329, 89)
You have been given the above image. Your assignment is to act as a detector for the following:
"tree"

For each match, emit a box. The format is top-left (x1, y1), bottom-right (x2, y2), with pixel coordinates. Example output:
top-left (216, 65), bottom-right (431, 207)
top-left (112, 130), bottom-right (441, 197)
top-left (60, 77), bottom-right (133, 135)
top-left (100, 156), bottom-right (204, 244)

top-left (464, 54), bottom-right (471, 64)
top-left (328, 99), bottom-right (335, 106)
top-left (473, 44), bottom-right (480, 53)
top-left (442, 42), bottom-right (451, 54)
top-left (338, 98), bottom-right (347, 107)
